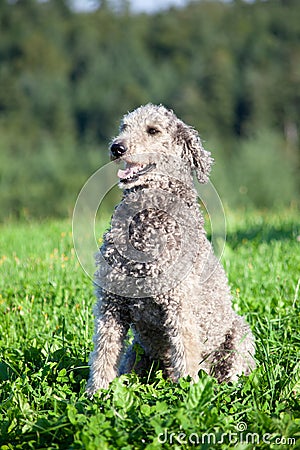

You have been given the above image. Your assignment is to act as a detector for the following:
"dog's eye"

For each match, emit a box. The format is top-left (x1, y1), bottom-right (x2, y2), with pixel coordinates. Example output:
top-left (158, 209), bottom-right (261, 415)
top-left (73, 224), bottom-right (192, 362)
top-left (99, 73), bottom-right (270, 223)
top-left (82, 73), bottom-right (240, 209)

top-left (120, 123), bottom-right (128, 132)
top-left (147, 126), bottom-right (160, 135)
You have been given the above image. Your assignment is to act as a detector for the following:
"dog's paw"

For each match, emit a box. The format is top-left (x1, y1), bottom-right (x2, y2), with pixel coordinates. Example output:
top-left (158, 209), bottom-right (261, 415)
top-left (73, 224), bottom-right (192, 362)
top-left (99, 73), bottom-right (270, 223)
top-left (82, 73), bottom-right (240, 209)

top-left (86, 377), bottom-right (110, 397)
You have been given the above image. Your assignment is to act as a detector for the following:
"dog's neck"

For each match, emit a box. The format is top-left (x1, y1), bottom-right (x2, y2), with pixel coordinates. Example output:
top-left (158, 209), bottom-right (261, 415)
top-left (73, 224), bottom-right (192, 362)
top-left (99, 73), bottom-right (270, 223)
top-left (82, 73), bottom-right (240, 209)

top-left (122, 174), bottom-right (198, 208)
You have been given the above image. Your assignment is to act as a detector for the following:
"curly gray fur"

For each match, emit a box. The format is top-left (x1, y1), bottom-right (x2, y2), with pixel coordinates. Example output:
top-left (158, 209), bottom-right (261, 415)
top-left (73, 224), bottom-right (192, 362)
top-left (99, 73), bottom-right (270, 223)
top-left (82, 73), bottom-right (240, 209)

top-left (86, 104), bottom-right (255, 395)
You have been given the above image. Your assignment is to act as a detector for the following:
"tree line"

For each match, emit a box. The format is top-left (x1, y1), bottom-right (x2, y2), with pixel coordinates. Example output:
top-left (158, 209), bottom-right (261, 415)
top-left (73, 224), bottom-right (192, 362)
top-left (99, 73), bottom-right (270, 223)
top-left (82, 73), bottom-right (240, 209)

top-left (0, 0), bottom-right (299, 219)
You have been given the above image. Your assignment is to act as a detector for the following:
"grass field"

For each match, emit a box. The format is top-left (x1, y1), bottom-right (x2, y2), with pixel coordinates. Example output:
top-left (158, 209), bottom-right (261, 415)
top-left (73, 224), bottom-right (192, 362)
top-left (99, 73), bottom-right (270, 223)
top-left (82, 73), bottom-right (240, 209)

top-left (0, 211), bottom-right (299, 449)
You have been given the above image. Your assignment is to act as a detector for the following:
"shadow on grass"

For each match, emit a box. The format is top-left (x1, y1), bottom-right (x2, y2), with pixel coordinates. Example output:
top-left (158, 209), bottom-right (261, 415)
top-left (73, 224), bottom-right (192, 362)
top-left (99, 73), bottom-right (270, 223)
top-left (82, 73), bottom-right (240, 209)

top-left (225, 221), bottom-right (299, 249)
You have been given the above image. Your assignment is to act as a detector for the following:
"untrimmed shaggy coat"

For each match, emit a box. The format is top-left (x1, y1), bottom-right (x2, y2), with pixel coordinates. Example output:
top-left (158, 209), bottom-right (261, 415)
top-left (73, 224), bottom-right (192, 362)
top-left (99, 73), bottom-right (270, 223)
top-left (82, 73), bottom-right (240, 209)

top-left (86, 104), bottom-right (255, 395)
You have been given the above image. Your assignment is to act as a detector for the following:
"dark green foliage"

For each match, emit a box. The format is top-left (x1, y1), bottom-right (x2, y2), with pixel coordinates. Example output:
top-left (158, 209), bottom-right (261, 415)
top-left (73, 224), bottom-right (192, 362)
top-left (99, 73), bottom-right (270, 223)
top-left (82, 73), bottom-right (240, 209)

top-left (0, 213), bottom-right (299, 449)
top-left (0, 0), bottom-right (300, 219)
top-left (211, 129), bottom-right (298, 209)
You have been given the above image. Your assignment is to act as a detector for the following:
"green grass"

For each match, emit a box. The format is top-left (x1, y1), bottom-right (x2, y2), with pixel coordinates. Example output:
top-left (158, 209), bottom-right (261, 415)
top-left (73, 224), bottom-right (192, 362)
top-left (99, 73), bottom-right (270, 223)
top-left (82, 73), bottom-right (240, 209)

top-left (0, 211), bottom-right (299, 449)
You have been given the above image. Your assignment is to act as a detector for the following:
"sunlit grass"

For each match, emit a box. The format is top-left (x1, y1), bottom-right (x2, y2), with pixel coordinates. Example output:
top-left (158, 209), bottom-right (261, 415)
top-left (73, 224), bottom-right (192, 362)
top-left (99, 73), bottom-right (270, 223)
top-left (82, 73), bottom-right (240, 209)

top-left (0, 211), bottom-right (299, 449)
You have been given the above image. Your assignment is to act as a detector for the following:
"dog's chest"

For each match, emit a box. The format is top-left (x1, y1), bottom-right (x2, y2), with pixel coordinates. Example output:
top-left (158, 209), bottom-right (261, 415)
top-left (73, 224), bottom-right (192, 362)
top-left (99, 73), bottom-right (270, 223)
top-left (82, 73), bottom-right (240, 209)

top-left (128, 208), bottom-right (181, 254)
top-left (101, 207), bottom-right (182, 278)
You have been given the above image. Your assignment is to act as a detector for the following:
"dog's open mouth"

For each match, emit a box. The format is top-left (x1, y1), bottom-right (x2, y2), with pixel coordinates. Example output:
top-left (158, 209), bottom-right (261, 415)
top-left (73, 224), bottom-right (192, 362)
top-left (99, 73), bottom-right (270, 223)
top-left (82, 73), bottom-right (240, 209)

top-left (117, 162), bottom-right (155, 183)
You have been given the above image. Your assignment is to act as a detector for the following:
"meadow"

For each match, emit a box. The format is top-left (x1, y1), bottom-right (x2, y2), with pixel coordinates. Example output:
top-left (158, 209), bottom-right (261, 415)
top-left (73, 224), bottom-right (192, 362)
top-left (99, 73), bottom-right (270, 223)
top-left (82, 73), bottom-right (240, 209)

top-left (0, 211), bottom-right (299, 449)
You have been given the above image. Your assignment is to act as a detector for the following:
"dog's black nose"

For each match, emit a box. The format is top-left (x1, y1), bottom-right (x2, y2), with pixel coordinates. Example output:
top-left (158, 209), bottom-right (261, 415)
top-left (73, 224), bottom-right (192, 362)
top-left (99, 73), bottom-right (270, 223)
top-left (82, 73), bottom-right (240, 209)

top-left (110, 142), bottom-right (127, 158)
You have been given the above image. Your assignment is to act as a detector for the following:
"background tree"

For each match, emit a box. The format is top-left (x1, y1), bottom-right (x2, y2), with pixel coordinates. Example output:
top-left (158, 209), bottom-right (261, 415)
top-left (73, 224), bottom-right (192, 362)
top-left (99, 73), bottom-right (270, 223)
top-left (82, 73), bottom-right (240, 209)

top-left (0, 0), bottom-right (299, 219)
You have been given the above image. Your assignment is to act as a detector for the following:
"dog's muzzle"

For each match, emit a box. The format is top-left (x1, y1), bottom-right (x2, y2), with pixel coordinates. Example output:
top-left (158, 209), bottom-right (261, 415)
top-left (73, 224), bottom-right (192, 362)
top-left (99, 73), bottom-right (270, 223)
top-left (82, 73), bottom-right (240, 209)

top-left (117, 163), bottom-right (156, 183)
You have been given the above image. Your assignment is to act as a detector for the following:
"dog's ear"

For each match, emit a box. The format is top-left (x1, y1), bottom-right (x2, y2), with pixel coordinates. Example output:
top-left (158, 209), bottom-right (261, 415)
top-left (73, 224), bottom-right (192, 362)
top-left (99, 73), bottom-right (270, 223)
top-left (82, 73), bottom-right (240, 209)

top-left (177, 121), bottom-right (213, 183)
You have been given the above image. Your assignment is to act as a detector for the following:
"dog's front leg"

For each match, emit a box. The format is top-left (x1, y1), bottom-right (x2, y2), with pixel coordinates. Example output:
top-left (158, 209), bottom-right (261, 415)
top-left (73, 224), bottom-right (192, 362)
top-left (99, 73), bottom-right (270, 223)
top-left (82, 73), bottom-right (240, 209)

top-left (86, 306), bottom-right (128, 396)
top-left (163, 315), bottom-right (187, 382)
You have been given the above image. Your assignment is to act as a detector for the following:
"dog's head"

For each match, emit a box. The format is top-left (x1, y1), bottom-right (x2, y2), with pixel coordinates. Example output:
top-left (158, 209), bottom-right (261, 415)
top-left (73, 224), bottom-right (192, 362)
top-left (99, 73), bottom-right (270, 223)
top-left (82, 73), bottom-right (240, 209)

top-left (110, 104), bottom-right (213, 187)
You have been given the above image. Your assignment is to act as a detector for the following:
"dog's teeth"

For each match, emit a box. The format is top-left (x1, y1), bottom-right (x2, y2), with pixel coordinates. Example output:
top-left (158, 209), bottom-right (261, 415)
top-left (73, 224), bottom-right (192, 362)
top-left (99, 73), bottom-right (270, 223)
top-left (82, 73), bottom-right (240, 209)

top-left (118, 164), bottom-right (145, 180)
